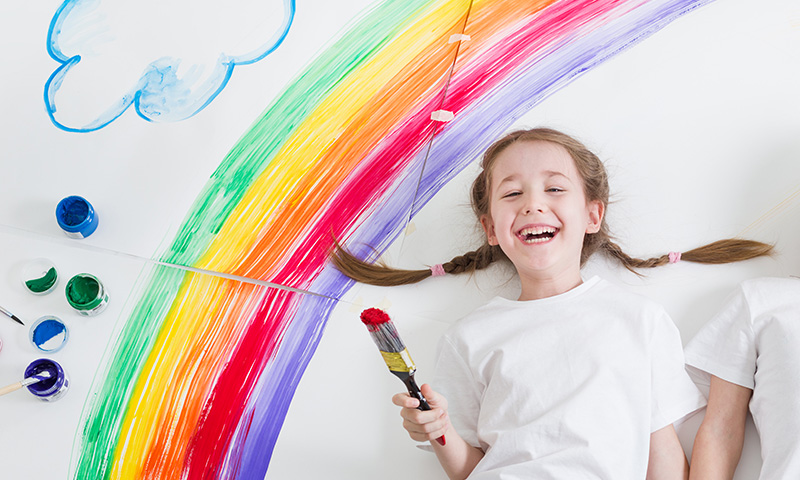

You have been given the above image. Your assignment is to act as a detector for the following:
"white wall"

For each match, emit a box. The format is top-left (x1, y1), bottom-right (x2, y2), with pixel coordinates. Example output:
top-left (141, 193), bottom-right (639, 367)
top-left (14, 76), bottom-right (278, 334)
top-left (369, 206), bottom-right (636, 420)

top-left (1, 0), bottom-right (798, 478)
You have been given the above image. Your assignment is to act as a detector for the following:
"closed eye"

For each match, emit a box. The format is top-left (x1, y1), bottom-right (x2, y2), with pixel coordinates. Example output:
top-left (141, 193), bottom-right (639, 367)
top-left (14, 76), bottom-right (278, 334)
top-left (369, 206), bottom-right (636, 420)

top-left (502, 191), bottom-right (522, 198)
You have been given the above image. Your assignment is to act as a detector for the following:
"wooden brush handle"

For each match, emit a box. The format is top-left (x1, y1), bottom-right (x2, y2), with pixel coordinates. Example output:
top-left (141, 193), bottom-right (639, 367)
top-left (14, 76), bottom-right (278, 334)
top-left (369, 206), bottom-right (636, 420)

top-left (0, 381), bottom-right (24, 397)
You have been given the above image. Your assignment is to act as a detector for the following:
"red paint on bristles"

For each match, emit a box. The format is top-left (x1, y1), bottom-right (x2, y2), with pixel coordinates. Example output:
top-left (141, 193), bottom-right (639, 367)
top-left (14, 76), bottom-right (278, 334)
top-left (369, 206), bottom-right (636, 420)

top-left (360, 307), bottom-right (391, 325)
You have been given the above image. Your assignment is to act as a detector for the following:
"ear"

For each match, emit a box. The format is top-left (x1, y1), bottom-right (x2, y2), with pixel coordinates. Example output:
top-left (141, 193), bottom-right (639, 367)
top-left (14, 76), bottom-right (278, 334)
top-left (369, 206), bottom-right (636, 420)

top-left (586, 200), bottom-right (604, 234)
top-left (480, 215), bottom-right (499, 246)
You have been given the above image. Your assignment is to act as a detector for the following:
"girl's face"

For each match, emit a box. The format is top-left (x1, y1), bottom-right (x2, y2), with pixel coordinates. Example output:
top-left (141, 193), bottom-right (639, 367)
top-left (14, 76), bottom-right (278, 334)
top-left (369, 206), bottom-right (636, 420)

top-left (480, 140), bottom-right (603, 294)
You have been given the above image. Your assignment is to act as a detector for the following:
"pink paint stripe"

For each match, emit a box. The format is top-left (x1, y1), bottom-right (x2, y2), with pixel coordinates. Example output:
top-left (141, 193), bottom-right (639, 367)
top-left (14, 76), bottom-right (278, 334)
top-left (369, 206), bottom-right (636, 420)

top-left (182, 288), bottom-right (301, 478)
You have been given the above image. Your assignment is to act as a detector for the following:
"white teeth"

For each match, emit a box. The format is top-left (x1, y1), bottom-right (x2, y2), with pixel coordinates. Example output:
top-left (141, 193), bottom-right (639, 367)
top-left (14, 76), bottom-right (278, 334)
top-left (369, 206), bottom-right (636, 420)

top-left (518, 226), bottom-right (556, 236)
top-left (518, 226), bottom-right (557, 244)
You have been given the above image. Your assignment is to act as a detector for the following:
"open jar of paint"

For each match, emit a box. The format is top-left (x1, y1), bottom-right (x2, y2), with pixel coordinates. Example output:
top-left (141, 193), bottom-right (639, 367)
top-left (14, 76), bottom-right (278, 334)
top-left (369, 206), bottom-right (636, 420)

top-left (24, 358), bottom-right (69, 402)
top-left (66, 273), bottom-right (108, 316)
top-left (29, 315), bottom-right (69, 353)
top-left (56, 195), bottom-right (98, 239)
top-left (21, 258), bottom-right (59, 295)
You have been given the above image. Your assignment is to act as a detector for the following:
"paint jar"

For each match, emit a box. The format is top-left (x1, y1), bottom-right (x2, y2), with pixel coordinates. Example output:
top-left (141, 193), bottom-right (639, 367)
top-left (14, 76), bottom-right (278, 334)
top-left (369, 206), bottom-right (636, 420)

top-left (56, 195), bottom-right (99, 238)
top-left (29, 315), bottom-right (69, 353)
top-left (21, 258), bottom-right (59, 295)
top-left (24, 358), bottom-right (70, 402)
top-left (65, 273), bottom-right (108, 316)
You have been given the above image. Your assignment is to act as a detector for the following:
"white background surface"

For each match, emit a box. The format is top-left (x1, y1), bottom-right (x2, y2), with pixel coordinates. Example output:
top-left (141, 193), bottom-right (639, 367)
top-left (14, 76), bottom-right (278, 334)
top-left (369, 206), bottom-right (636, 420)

top-left (1, 0), bottom-right (798, 479)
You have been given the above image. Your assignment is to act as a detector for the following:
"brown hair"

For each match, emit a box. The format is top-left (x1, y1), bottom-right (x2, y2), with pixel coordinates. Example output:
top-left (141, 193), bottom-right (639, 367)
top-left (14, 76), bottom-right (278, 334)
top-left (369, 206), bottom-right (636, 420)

top-left (330, 128), bottom-right (773, 285)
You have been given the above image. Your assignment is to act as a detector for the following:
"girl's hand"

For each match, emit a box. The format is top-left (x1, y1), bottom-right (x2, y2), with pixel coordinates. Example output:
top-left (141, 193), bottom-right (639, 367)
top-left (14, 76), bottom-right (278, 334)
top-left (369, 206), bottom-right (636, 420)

top-left (392, 383), bottom-right (450, 443)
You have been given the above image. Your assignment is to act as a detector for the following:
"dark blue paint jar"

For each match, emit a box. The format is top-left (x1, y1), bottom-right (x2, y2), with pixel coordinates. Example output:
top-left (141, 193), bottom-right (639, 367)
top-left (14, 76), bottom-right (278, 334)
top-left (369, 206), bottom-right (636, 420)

top-left (56, 196), bottom-right (99, 238)
top-left (24, 358), bottom-right (70, 402)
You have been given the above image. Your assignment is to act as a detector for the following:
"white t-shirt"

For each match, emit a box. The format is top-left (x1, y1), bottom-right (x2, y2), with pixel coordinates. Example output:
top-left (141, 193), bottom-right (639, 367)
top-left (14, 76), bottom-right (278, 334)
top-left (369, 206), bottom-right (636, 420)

top-left (434, 276), bottom-right (704, 479)
top-left (684, 277), bottom-right (800, 480)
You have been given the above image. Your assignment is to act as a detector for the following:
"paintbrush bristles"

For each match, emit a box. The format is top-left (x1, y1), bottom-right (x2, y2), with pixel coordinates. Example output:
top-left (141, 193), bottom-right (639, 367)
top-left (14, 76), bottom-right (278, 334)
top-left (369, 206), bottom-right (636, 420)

top-left (360, 308), bottom-right (406, 353)
top-left (360, 307), bottom-right (391, 325)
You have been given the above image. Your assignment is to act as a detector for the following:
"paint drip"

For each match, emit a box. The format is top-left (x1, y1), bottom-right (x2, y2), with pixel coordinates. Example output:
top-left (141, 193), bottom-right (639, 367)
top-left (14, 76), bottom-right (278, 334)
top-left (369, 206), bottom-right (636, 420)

top-left (56, 195), bottom-right (99, 238)
top-left (24, 358), bottom-right (69, 402)
top-left (66, 273), bottom-right (108, 316)
top-left (29, 316), bottom-right (69, 352)
top-left (21, 258), bottom-right (59, 295)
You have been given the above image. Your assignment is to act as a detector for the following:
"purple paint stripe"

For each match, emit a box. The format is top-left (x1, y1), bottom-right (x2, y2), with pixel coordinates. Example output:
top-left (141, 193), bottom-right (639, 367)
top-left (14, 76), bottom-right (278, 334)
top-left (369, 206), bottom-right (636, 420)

top-left (221, 270), bottom-right (349, 478)
top-left (224, 0), bottom-right (715, 477)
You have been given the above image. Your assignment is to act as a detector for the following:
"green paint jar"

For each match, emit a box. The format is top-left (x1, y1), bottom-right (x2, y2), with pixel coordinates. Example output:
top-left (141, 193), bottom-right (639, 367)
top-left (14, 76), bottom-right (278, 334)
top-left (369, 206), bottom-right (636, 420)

top-left (21, 258), bottom-right (59, 295)
top-left (65, 273), bottom-right (108, 316)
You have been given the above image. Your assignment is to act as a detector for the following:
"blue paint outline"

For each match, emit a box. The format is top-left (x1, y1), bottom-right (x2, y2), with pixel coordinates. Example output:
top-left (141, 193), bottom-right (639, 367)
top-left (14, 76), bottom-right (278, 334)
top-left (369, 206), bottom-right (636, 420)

top-left (44, 0), bottom-right (296, 133)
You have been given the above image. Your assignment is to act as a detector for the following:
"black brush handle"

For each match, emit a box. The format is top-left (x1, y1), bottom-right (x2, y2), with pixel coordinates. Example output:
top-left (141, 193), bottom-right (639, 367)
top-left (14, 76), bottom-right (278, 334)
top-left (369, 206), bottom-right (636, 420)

top-left (401, 374), bottom-right (431, 410)
top-left (397, 372), bottom-right (446, 446)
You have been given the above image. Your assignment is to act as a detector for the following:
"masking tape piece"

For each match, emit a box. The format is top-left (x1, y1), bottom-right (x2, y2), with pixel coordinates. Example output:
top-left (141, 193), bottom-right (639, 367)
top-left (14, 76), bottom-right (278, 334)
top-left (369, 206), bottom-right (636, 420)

top-left (430, 110), bottom-right (454, 122)
top-left (448, 33), bottom-right (471, 43)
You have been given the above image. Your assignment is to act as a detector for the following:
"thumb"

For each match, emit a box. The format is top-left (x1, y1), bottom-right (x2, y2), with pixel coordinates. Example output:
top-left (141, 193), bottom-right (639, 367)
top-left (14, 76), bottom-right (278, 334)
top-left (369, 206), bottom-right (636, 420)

top-left (420, 383), bottom-right (447, 410)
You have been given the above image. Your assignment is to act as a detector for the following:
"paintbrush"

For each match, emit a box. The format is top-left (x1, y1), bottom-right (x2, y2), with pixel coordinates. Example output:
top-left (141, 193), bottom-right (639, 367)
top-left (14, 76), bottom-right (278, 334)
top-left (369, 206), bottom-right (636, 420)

top-left (0, 305), bottom-right (24, 325)
top-left (360, 307), bottom-right (445, 446)
top-left (0, 371), bottom-right (52, 397)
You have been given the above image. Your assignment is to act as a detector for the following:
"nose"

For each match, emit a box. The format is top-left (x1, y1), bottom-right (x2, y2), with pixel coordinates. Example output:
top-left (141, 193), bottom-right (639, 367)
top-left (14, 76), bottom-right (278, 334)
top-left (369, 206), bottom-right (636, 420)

top-left (523, 194), bottom-right (545, 215)
top-left (523, 206), bottom-right (544, 215)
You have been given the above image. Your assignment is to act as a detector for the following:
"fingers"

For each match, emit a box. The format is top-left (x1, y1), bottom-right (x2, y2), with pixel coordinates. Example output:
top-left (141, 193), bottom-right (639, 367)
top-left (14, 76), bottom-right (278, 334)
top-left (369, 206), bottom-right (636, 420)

top-left (401, 408), bottom-right (449, 442)
top-left (392, 391), bottom-right (420, 409)
top-left (393, 386), bottom-right (449, 443)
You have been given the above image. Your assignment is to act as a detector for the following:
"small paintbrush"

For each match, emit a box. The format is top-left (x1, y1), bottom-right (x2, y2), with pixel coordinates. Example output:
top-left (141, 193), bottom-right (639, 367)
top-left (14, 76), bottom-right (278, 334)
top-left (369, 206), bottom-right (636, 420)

top-left (0, 371), bottom-right (52, 397)
top-left (360, 307), bottom-right (445, 446)
top-left (0, 305), bottom-right (24, 325)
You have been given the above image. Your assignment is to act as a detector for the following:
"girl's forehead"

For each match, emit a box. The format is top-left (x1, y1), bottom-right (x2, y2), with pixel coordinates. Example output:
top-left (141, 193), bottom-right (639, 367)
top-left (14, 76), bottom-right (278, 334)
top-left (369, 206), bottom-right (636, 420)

top-left (491, 141), bottom-right (578, 177)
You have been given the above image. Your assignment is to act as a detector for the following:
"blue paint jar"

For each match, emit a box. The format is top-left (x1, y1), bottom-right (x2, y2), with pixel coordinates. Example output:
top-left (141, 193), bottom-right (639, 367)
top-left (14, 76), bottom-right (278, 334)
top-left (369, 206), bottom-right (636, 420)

top-left (29, 315), bottom-right (69, 353)
top-left (56, 195), bottom-right (99, 238)
top-left (24, 358), bottom-right (70, 402)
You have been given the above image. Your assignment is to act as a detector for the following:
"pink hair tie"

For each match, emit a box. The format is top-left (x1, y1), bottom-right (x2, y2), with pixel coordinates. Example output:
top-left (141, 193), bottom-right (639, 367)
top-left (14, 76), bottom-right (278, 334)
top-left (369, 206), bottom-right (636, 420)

top-left (430, 264), bottom-right (446, 277)
top-left (668, 252), bottom-right (682, 264)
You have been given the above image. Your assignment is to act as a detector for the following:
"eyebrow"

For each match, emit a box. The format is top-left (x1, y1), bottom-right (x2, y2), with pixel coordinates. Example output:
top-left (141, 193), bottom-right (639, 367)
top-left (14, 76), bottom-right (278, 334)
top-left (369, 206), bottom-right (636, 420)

top-left (497, 170), bottom-right (571, 185)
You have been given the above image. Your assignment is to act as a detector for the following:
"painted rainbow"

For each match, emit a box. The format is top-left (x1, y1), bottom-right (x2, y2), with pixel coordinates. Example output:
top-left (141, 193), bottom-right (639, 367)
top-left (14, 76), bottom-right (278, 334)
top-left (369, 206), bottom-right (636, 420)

top-left (71, 0), bottom-right (713, 478)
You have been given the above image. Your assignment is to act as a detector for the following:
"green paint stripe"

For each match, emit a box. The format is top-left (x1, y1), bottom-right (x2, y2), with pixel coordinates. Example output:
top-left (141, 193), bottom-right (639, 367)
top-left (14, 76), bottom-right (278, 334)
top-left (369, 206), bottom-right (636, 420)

top-left (74, 1), bottom-right (436, 478)
top-left (74, 265), bottom-right (188, 479)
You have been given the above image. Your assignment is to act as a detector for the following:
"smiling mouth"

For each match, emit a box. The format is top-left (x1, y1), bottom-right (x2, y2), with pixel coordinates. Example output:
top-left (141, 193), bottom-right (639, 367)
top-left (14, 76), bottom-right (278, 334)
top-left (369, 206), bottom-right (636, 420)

top-left (517, 226), bottom-right (558, 244)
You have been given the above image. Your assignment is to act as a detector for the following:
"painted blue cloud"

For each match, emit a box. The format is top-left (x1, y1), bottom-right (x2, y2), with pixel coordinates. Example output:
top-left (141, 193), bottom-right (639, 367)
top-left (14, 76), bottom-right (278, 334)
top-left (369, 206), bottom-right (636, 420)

top-left (45, 0), bottom-right (295, 132)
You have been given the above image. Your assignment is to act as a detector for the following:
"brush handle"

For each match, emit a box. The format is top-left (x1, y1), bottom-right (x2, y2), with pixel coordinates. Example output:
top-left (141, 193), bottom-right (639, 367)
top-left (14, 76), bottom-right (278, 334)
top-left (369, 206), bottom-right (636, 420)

top-left (0, 375), bottom-right (46, 397)
top-left (401, 374), bottom-right (446, 446)
top-left (0, 381), bottom-right (25, 397)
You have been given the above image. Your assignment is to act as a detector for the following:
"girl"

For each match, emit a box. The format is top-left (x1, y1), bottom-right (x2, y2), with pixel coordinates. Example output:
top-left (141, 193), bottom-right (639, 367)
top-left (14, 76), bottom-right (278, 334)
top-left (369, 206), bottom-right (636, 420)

top-left (685, 277), bottom-right (800, 480)
top-left (331, 128), bottom-right (772, 479)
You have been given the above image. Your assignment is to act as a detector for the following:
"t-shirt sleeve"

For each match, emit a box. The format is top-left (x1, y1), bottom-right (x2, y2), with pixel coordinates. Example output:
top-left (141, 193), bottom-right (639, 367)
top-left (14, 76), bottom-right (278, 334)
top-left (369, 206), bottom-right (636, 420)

top-left (684, 286), bottom-right (756, 390)
top-left (433, 334), bottom-right (483, 449)
top-left (650, 312), bottom-right (707, 432)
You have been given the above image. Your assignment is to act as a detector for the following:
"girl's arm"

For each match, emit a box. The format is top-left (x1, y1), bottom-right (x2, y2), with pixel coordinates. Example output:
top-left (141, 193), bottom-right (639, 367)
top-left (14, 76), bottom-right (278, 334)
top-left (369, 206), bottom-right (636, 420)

top-left (646, 424), bottom-right (690, 480)
top-left (688, 375), bottom-right (752, 480)
top-left (392, 383), bottom-right (484, 480)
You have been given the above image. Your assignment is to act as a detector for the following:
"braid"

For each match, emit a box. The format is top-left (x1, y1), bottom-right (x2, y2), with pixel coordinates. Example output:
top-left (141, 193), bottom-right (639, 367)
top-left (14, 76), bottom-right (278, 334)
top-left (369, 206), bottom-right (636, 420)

top-left (443, 244), bottom-right (506, 275)
top-left (330, 240), bottom-right (506, 286)
top-left (601, 238), bottom-right (773, 274)
top-left (602, 240), bottom-right (668, 272)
